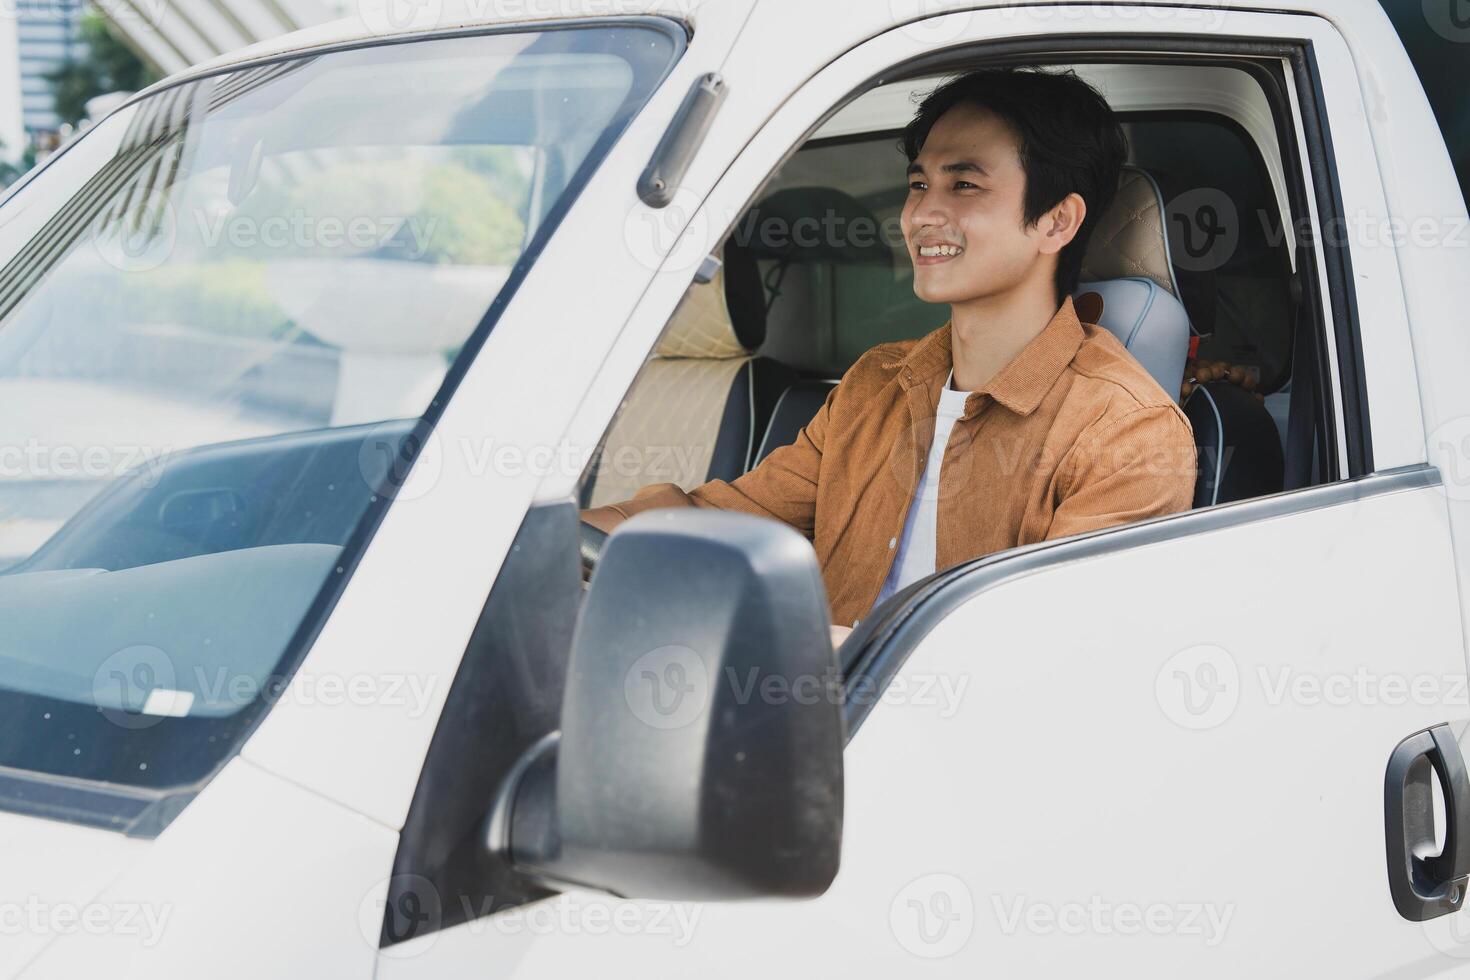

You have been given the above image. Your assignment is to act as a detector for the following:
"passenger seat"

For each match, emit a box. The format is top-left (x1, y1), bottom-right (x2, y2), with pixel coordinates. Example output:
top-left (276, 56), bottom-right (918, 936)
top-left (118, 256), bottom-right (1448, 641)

top-left (584, 244), bottom-right (796, 507)
top-left (1080, 165), bottom-right (1283, 504)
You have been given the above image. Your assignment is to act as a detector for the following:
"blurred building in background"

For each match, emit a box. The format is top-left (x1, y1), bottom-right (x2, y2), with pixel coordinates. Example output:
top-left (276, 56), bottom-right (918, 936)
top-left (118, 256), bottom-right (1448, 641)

top-left (92, 0), bottom-right (342, 78)
top-left (0, 15), bottom-right (22, 169)
top-left (18, 0), bottom-right (84, 144)
top-left (0, 0), bottom-right (340, 181)
top-left (0, 0), bottom-right (84, 168)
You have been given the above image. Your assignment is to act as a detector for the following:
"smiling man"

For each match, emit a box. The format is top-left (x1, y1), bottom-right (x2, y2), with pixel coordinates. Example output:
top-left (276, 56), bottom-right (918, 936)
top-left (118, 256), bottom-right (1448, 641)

top-left (583, 68), bottom-right (1196, 636)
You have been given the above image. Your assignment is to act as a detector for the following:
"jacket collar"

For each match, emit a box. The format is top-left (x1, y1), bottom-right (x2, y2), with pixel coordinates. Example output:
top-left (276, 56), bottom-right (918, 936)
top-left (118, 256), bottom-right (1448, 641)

top-left (887, 296), bottom-right (1086, 417)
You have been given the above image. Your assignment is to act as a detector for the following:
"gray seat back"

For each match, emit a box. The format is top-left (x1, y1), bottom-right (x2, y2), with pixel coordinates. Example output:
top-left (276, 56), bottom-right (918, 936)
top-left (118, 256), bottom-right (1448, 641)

top-left (1073, 276), bottom-right (1190, 398)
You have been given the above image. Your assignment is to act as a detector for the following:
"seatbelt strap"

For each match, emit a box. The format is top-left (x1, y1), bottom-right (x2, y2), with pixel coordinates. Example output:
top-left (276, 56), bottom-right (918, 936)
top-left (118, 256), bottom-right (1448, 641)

top-left (1283, 274), bottom-right (1316, 490)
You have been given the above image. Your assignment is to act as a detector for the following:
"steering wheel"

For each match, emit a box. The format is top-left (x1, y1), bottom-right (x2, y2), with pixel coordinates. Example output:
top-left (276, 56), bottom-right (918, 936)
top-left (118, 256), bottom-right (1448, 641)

top-left (578, 521), bottom-right (608, 578)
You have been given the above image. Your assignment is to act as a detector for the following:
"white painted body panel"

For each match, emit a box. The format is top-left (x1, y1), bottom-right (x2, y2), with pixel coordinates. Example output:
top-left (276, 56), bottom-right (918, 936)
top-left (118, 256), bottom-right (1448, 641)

top-left (18, 759), bottom-right (396, 976)
top-left (0, 813), bottom-right (146, 976)
top-left (4, 0), bottom-right (1470, 975)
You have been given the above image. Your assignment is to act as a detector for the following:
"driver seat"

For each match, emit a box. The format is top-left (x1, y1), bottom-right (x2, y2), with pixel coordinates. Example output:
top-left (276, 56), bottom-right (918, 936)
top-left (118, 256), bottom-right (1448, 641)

top-left (584, 242), bottom-right (795, 507)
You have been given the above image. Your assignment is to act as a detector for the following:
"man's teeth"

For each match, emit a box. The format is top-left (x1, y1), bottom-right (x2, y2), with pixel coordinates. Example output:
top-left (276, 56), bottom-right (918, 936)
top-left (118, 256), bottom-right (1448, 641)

top-left (919, 245), bottom-right (963, 257)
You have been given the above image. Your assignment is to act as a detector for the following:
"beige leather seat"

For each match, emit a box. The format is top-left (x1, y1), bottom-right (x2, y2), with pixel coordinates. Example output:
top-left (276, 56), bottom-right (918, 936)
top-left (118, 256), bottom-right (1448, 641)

top-left (584, 245), bottom-right (795, 507)
top-left (1079, 164), bottom-right (1186, 299)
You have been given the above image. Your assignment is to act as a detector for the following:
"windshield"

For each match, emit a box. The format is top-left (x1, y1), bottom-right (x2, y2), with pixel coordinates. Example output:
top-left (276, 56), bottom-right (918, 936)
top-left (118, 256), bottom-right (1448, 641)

top-left (0, 20), bottom-right (681, 831)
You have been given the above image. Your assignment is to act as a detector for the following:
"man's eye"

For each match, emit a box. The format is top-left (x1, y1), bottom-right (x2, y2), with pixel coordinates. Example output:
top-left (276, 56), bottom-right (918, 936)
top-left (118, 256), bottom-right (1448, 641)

top-left (955, 180), bottom-right (978, 190)
top-left (908, 180), bottom-right (926, 191)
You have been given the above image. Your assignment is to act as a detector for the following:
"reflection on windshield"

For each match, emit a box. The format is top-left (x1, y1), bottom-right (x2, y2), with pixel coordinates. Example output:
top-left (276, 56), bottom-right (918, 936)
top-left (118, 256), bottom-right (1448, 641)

top-left (0, 21), bottom-right (680, 813)
top-left (0, 37), bottom-right (644, 567)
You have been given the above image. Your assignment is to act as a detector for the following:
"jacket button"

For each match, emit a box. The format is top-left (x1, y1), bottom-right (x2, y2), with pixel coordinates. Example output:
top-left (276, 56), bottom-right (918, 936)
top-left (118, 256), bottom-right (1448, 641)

top-left (889, 537), bottom-right (897, 549)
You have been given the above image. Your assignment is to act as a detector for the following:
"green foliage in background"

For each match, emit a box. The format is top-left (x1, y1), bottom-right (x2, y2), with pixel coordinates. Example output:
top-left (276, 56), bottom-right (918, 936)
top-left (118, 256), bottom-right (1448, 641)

top-left (223, 145), bottom-right (531, 266)
top-left (76, 144), bottom-right (535, 342)
top-left (45, 11), bottom-right (161, 127)
top-left (412, 160), bottom-right (526, 265)
top-left (87, 259), bottom-right (292, 340)
top-left (0, 145), bottom-right (21, 189)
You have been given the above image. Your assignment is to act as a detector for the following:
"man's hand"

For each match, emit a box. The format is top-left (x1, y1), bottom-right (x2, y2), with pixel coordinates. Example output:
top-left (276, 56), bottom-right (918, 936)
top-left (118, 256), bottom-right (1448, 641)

top-left (830, 624), bottom-right (853, 648)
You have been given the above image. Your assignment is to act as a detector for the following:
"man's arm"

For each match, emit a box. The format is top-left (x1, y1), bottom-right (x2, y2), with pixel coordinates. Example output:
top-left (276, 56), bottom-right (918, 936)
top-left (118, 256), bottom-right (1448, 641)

top-left (580, 381), bottom-right (840, 536)
top-left (1047, 405), bottom-right (1196, 540)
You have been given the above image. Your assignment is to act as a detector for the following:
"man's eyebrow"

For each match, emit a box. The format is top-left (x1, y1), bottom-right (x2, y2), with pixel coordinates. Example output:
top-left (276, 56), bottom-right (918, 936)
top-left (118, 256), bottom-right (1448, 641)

top-left (905, 160), bottom-right (989, 177)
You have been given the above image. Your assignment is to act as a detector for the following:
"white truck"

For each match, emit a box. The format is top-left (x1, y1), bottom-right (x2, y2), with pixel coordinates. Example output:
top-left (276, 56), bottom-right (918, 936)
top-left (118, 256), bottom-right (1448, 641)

top-left (0, 0), bottom-right (1468, 974)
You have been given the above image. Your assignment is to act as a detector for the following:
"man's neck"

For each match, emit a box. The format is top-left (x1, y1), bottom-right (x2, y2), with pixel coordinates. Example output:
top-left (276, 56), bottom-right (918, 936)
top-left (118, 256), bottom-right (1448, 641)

top-left (948, 279), bottom-right (1063, 393)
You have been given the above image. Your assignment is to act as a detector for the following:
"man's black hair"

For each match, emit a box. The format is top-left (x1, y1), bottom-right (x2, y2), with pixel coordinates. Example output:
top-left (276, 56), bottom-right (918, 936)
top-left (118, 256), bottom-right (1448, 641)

top-left (900, 67), bottom-right (1128, 302)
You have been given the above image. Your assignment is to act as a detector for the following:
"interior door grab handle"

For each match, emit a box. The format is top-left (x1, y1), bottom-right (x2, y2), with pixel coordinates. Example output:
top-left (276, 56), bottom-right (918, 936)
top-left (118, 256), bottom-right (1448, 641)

top-left (1385, 723), bottom-right (1470, 921)
top-left (637, 73), bottom-right (726, 207)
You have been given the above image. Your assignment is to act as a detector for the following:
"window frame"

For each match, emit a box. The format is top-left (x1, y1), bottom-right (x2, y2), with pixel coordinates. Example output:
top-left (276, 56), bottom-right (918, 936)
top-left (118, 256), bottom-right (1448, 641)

top-left (564, 36), bottom-right (1372, 517)
top-left (573, 45), bottom-right (1358, 502)
top-left (816, 37), bottom-right (1361, 482)
top-left (827, 33), bottom-right (1393, 722)
top-left (556, 23), bottom-right (1388, 730)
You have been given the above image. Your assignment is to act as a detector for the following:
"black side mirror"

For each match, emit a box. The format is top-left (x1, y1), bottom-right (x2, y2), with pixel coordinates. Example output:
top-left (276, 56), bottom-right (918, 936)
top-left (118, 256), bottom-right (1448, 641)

top-left (488, 508), bottom-right (843, 901)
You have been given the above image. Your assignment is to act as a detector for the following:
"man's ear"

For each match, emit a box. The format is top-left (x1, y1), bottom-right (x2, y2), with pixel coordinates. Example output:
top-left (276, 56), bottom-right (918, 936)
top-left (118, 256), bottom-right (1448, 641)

top-left (1036, 192), bottom-right (1087, 257)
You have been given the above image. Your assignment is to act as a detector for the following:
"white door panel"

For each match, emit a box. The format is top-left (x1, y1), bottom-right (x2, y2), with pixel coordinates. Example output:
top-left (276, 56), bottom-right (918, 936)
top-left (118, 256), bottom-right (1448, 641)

top-left (379, 473), bottom-right (1470, 977)
top-left (834, 473), bottom-right (1464, 975)
top-left (829, 475), bottom-right (1468, 974)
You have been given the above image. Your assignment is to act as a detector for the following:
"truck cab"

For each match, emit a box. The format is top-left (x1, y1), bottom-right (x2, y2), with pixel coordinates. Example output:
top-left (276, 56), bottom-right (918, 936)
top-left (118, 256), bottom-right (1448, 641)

top-left (1, 0), bottom-right (1469, 975)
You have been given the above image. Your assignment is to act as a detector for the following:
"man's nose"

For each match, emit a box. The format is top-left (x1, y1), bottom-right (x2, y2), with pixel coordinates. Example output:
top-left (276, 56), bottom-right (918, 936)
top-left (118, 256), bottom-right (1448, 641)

top-left (907, 194), bottom-right (949, 231)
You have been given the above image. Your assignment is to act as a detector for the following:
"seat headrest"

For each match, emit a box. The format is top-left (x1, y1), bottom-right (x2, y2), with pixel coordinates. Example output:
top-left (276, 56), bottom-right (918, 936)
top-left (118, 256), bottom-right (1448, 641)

top-left (739, 187), bottom-right (891, 265)
top-left (1080, 166), bottom-right (1182, 300)
top-left (655, 241), bottom-right (768, 359)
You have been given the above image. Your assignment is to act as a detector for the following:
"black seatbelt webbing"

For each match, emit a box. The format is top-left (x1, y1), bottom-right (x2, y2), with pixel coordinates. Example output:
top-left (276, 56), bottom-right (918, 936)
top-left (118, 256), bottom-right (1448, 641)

top-left (1283, 275), bottom-right (1317, 491)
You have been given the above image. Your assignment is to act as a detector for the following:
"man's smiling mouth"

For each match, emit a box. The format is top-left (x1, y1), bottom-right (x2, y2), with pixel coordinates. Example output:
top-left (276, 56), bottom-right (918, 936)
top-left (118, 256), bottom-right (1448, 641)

top-left (915, 242), bottom-right (965, 264)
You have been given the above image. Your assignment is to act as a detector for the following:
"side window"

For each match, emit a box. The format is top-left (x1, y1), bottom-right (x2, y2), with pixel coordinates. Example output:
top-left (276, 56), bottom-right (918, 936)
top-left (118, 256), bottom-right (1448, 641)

top-left (732, 63), bottom-right (1323, 504)
top-left (1378, 0), bottom-right (1470, 209)
top-left (751, 105), bottom-right (1298, 394)
top-left (748, 132), bottom-right (941, 371)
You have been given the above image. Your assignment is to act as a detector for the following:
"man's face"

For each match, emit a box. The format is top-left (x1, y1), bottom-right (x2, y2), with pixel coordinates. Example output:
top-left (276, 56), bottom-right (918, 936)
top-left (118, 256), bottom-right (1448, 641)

top-left (901, 103), bottom-right (1050, 305)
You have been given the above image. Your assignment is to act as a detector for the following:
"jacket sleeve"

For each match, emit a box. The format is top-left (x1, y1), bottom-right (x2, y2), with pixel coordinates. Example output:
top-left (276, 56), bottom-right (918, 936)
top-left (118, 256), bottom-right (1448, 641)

top-left (1046, 404), bottom-right (1197, 540)
top-left (580, 382), bottom-right (839, 538)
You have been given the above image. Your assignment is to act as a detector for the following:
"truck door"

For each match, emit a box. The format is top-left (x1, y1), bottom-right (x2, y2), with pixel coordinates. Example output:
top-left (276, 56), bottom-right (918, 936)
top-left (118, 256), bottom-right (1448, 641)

top-left (830, 465), bottom-right (1469, 974)
top-left (381, 4), bottom-right (1470, 977)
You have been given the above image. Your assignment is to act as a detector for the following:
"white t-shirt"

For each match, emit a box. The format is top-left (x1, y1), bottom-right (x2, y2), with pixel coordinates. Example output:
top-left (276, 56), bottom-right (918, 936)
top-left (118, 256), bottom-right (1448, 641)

top-left (874, 371), bottom-right (972, 607)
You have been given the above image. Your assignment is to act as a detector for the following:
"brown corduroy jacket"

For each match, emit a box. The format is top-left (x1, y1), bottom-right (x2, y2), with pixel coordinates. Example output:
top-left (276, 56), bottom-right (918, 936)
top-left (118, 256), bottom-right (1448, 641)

top-left (583, 297), bottom-right (1197, 625)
